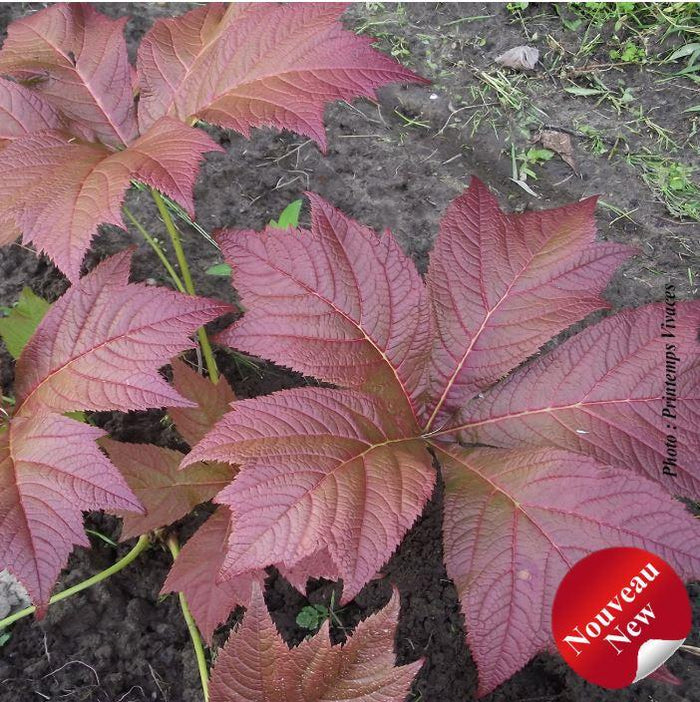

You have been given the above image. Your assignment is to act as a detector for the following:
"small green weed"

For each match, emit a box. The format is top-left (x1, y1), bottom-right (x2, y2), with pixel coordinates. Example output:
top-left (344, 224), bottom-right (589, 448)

top-left (576, 123), bottom-right (608, 155)
top-left (509, 144), bottom-right (554, 197)
top-left (297, 603), bottom-right (331, 631)
top-left (627, 154), bottom-right (700, 220)
top-left (513, 146), bottom-right (554, 181)
top-left (388, 36), bottom-right (411, 59)
top-left (568, 2), bottom-right (699, 38)
top-left (557, 3), bottom-right (699, 67)
top-left (296, 592), bottom-right (344, 634)
top-left (565, 76), bottom-right (635, 114)
top-left (610, 40), bottom-right (647, 64)
top-left (506, 1), bottom-right (529, 13)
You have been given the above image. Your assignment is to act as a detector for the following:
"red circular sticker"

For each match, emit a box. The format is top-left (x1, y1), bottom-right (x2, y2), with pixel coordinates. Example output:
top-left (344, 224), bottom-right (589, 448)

top-left (552, 547), bottom-right (691, 689)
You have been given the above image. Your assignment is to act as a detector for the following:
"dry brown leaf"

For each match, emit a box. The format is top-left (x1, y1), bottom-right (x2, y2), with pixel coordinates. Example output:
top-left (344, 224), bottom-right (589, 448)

top-left (538, 129), bottom-right (578, 173)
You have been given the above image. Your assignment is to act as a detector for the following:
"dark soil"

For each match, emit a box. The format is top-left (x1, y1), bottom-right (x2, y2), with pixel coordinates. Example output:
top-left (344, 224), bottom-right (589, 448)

top-left (0, 3), bottom-right (698, 702)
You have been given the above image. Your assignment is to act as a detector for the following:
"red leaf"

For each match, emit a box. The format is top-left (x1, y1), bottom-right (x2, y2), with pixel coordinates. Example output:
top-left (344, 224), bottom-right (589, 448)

top-left (15, 250), bottom-right (230, 414)
top-left (136, 3), bottom-right (427, 149)
top-left (216, 193), bottom-right (431, 417)
top-left (101, 439), bottom-right (233, 540)
top-left (452, 302), bottom-right (700, 497)
top-left (437, 444), bottom-right (700, 696)
top-left (169, 358), bottom-right (236, 446)
top-left (0, 413), bottom-right (142, 609)
top-left (423, 178), bottom-right (634, 429)
top-left (185, 387), bottom-right (434, 602)
top-left (162, 507), bottom-right (256, 644)
top-left (0, 118), bottom-right (222, 281)
top-left (209, 583), bottom-right (422, 702)
top-left (0, 77), bottom-right (63, 146)
top-left (0, 4), bottom-right (138, 147)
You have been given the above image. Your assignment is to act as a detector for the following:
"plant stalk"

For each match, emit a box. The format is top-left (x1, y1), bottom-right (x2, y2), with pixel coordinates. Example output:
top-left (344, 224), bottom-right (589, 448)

top-left (167, 535), bottom-right (210, 702)
top-left (123, 206), bottom-right (186, 293)
top-left (150, 188), bottom-right (220, 384)
top-left (0, 534), bottom-right (150, 630)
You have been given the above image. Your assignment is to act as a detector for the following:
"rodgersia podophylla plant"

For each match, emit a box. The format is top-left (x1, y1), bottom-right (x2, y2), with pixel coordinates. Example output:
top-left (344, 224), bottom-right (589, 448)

top-left (0, 3), bottom-right (698, 700)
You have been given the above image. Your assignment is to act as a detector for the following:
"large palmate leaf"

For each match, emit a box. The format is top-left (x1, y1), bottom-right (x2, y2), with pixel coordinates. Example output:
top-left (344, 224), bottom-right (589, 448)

top-left (137, 3), bottom-right (427, 148)
top-left (193, 179), bottom-right (700, 693)
top-left (215, 193), bottom-right (431, 416)
top-left (0, 4), bottom-right (137, 147)
top-left (0, 251), bottom-right (228, 608)
top-left (209, 584), bottom-right (422, 702)
top-left (15, 250), bottom-right (230, 415)
top-left (453, 302), bottom-right (700, 497)
top-left (0, 119), bottom-right (222, 281)
top-left (423, 179), bottom-right (634, 428)
top-left (162, 507), bottom-right (256, 644)
top-left (185, 387), bottom-right (434, 602)
top-left (437, 444), bottom-right (700, 695)
top-left (101, 439), bottom-right (233, 540)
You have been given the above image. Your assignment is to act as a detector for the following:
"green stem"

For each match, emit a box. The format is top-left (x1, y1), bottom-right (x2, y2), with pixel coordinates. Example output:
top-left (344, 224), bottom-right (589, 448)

top-left (150, 188), bottom-right (220, 384)
top-left (0, 535), bottom-right (150, 630)
top-left (167, 536), bottom-right (209, 702)
top-left (123, 206), bottom-right (186, 293)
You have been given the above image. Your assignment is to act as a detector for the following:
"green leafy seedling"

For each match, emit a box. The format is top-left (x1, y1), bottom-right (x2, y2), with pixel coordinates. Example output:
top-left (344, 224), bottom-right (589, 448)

top-left (296, 591), bottom-right (344, 634)
top-left (610, 40), bottom-right (646, 63)
top-left (268, 199), bottom-right (303, 229)
top-left (296, 603), bottom-right (330, 631)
